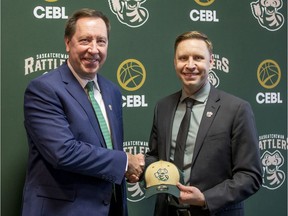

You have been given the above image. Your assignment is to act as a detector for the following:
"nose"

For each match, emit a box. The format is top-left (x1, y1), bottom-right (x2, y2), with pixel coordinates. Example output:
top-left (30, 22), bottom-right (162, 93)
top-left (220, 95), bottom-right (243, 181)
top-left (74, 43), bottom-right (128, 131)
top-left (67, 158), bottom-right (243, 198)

top-left (186, 57), bottom-right (195, 68)
top-left (88, 40), bottom-right (98, 54)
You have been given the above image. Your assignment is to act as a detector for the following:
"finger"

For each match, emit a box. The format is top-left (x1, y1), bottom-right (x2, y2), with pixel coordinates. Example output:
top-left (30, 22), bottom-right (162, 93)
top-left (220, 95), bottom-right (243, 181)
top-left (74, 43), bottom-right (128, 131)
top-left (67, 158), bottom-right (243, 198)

top-left (127, 174), bottom-right (139, 183)
top-left (137, 154), bottom-right (145, 166)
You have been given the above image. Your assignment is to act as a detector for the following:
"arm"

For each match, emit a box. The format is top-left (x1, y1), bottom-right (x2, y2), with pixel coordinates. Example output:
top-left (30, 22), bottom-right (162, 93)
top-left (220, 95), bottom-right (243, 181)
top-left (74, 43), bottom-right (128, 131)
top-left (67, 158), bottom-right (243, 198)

top-left (24, 77), bottom-right (127, 184)
top-left (177, 101), bottom-right (262, 214)
top-left (204, 102), bottom-right (262, 212)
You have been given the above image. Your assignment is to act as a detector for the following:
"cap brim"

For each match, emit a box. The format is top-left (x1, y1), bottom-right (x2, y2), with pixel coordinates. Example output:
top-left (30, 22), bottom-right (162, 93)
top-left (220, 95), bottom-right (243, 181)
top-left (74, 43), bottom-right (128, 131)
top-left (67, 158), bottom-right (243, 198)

top-left (145, 184), bottom-right (180, 198)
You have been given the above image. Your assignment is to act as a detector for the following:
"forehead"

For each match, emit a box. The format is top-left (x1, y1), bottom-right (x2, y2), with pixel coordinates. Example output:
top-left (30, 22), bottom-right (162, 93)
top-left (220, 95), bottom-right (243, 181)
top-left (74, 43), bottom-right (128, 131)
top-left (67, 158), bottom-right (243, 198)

top-left (74, 17), bottom-right (107, 36)
top-left (176, 39), bottom-right (208, 52)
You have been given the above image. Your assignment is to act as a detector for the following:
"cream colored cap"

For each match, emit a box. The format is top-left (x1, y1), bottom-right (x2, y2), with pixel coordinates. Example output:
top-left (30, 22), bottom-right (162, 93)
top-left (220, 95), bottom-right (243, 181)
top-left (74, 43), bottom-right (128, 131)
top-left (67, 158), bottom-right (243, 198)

top-left (144, 160), bottom-right (182, 198)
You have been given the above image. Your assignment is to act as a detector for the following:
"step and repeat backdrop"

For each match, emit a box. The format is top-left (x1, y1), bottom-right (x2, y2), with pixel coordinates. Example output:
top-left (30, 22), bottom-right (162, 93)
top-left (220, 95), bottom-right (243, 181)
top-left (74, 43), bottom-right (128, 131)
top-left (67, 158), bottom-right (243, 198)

top-left (1, 0), bottom-right (287, 215)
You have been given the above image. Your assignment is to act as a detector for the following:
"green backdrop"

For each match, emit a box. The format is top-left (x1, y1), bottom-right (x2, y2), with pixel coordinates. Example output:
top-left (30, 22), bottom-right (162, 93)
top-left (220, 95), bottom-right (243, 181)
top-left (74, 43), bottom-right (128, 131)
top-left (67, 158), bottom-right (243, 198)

top-left (1, 0), bottom-right (287, 215)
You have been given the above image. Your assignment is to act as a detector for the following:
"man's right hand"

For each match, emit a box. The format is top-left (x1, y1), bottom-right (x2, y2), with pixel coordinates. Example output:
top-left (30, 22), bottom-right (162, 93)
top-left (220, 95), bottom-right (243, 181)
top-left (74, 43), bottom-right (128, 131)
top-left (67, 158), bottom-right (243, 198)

top-left (125, 153), bottom-right (145, 183)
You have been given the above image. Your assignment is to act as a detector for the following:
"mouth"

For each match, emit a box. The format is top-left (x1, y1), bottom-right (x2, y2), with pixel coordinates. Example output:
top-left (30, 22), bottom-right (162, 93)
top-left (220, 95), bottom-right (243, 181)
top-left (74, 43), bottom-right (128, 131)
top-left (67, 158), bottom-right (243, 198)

top-left (182, 71), bottom-right (198, 79)
top-left (127, 2), bottom-right (138, 10)
top-left (266, 165), bottom-right (276, 174)
top-left (83, 57), bottom-right (101, 66)
top-left (266, 6), bottom-right (275, 14)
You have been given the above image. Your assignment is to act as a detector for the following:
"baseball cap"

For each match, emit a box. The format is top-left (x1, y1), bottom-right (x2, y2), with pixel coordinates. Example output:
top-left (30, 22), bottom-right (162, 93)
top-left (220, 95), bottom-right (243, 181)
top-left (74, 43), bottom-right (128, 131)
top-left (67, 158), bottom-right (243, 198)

top-left (144, 160), bottom-right (183, 198)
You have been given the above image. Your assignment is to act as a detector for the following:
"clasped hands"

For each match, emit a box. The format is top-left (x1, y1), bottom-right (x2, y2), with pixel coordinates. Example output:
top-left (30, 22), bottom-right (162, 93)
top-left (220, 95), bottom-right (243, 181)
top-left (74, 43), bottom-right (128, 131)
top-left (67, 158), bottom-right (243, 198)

top-left (125, 153), bottom-right (145, 183)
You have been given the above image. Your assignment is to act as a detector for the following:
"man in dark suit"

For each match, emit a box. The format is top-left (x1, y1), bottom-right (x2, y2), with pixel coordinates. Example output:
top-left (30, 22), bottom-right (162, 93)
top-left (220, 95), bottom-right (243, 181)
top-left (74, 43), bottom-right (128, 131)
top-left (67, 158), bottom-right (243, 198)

top-left (21, 8), bottom-right (144, 216)
top-left (145, 31), bottom-right (262, 216)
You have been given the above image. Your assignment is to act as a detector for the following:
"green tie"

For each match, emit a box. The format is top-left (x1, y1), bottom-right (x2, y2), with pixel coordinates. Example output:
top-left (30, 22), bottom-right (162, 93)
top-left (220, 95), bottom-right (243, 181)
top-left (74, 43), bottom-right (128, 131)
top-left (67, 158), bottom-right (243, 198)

top-left (86, 81), bottom-right (113, 149)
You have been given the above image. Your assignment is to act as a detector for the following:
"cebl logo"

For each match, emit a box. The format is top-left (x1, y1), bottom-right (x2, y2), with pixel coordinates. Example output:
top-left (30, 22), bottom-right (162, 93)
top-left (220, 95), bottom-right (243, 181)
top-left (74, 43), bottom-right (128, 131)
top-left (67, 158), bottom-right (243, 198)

top-left (190, 9), bottom-right (219, 22)
top-left (117, 59), bottom-right (148, 108)
top-left (257, 59), bottom-right (281, 89)
top-left (194, 0), bottom-right (215, 6)
top-left (117, 59), bottom-right (146, 91)
top-left (33, 0), bottom-right (67, 19)
top-left (191, 0), bottom-right (219, 22)
top-left (33, 6), bottom-right (68, 19)
top-left (256, 59), bottom-right (283, 104)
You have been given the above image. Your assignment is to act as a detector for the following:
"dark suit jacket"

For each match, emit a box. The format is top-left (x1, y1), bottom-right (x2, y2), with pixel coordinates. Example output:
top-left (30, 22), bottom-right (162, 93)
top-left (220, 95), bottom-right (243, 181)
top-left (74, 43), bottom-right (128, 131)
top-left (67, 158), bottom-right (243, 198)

top-left (21, 63), bottom-right (128, 216)
top-left (146, 86), bottom-right (262, 216)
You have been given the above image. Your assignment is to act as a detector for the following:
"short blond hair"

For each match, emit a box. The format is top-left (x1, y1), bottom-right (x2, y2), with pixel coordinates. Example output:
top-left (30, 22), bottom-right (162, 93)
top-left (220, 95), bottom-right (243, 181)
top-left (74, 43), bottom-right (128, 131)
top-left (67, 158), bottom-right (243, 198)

top-left (174, 31), bottom-right (213, 55)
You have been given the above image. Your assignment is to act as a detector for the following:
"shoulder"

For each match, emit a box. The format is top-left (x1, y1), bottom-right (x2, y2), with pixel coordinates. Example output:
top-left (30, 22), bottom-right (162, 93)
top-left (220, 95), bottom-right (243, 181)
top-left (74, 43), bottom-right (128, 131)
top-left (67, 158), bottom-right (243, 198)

top-left (25, 64), bottom-right (71, 97)
top-left (98, 74), bottom-right (118, 88)
top-left (211, 86), bottom-right (248, 105)
top-left (28, 63), bottom-right (67, 84)
top-left (211, 87), bottom-right (253, 115)
top-left (97, 74), bottom-right (121, 96)
top-left (157, 90), bottom-right (181, 106)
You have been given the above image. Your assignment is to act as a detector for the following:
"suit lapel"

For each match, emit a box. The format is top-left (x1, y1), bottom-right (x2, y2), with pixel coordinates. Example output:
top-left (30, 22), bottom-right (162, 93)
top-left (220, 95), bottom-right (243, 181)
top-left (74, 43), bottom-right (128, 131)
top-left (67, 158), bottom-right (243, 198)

top-left (191, 86), bottom-right (220, 167)
top-left (60, 64), bottom-right (106, 147)
top-left (165, 91), bottom-right (182, 160)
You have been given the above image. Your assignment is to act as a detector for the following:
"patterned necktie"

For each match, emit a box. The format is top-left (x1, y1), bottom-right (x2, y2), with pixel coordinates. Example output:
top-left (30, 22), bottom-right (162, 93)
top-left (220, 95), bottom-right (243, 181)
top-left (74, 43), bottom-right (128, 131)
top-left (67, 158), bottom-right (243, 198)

top-left (174, 97), bottom-right (194, 170)
top-left (86, 81), bottom-right (113, 149)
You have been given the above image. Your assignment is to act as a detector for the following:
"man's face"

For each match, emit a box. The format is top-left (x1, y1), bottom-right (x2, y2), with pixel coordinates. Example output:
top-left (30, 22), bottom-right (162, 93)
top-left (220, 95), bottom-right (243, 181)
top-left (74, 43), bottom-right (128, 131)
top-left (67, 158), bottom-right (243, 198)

top-left (174, 39), bottom-right (213, 95)
top-left (65, 17), bottom-right (108, 80)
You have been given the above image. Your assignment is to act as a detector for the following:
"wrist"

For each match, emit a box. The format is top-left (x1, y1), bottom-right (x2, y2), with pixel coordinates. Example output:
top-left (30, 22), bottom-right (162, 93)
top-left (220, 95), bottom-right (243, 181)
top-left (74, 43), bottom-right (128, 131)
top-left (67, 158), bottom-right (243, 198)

top-left (199, 193), bottom-right (207, 209)
top-left (201, 200), bottom-right (208, 210)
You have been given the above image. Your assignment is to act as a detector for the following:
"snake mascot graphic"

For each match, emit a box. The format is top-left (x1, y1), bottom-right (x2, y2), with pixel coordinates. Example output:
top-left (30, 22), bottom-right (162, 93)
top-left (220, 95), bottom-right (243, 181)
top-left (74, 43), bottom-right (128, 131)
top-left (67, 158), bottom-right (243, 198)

top-left (109, 0), bottom-right (149, 27)
top-left (251, 0), bottom-right (284, 31)
top-left (261, 150), bottom-right (285, 190)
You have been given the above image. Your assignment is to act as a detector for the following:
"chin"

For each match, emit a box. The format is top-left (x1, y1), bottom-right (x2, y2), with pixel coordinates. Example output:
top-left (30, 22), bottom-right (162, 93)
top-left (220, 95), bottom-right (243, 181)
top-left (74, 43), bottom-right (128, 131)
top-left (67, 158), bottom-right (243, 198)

top-left (183, 79), bottom-right (198, 86)
top-left (83, 66), bottom-right (99, 74)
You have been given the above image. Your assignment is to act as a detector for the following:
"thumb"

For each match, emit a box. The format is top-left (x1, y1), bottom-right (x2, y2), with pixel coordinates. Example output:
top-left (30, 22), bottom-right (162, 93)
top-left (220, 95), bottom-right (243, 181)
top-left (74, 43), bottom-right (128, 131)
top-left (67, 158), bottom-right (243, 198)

top-left (137, 154), bottom-right (145, 166)
top-left (177, 182), bottom-right (184, 189)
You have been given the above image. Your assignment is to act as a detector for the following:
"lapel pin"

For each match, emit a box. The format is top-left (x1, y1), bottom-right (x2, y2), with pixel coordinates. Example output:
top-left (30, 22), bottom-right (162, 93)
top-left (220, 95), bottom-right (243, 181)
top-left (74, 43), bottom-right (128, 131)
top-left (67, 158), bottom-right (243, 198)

top-left (206, 111), bottom-right (213, 117)
top-left (109, 105), bottom-right (112, 110)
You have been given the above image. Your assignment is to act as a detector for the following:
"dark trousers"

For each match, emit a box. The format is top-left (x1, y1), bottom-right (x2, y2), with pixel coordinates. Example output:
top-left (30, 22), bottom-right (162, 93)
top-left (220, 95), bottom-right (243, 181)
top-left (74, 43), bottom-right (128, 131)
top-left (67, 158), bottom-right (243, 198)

top-left (168, 205), bottom-right (191, 216)
top-left (108, 185), bottom-right (124, 216)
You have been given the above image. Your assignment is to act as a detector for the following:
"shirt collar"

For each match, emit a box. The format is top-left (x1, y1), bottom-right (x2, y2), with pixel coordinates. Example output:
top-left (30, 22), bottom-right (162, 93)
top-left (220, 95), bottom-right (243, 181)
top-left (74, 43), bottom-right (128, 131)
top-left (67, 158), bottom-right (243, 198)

top-left (67, 60), bottom-right (100, 91)
top-left (180, 81), bottom-right (210, 104)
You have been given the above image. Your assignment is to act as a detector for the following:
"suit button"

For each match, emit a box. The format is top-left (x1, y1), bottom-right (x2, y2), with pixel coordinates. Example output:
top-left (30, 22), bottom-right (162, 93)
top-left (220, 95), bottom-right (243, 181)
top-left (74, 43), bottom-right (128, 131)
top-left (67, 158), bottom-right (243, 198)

top-left (103, 200), bottom-right (110, 205)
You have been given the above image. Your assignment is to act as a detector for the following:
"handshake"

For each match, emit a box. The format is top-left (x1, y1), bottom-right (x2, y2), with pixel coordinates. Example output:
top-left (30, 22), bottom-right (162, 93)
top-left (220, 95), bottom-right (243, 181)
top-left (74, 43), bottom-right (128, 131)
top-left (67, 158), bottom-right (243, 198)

top-left (125, 153), bottom-right (145, 183)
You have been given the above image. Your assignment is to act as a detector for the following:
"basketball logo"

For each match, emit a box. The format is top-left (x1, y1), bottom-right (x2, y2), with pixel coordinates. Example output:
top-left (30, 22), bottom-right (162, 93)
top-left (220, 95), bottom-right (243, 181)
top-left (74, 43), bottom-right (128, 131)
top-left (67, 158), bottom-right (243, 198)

top-left (117, 59), bottom-right (146, 91)
top-left (194, 0), bottom-right (215, 6)
top-left (257, 59), bottom-right (281, 89)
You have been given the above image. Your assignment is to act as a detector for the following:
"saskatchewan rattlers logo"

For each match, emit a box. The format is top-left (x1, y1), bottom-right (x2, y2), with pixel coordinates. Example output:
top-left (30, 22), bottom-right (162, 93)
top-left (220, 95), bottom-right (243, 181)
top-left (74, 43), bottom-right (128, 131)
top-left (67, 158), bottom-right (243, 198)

top-left (208, 70), bottom-right (219, 88)
top-left (257, 59), bottom-right (281, 89)
top-left (117, 59), bottom-right (146, 91)
top-left (259, 134), bottom-right (286, 190)
top-left (124, 141), bottom-right (149, 202)
top-left (261, 150), bottom-right (285, 190)
top-left (154, 168), bottom-right (169, 182)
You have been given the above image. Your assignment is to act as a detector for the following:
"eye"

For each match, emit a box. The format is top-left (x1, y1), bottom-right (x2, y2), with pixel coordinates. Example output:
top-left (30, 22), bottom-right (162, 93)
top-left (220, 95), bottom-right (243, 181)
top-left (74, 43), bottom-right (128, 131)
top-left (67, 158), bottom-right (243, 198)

top-left (79, 38), bottom-right (90, 45)
top-left (97, 38), bottom-right (107, 47)
top-left (194, 55), bottom-right (204, 61)
top-left (178, 55), bottom-right (188, 61)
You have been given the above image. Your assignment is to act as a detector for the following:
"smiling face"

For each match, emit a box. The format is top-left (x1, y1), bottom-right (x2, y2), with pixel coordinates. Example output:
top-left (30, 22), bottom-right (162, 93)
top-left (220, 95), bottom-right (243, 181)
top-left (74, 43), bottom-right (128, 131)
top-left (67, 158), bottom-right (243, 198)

top-left (174, 38), bottom-right (213, 96)
top-left (65, 17), bottom-right (108, 80)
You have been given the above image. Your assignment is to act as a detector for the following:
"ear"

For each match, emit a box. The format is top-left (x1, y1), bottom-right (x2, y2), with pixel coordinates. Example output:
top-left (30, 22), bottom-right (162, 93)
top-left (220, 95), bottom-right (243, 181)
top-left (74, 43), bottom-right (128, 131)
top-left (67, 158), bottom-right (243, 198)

top-left (64, 37), bottom-right (70, 53)
top-left (173, 56), bottom-right (177, 70)
top-left (209, 54), bottom-right (214, 70)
